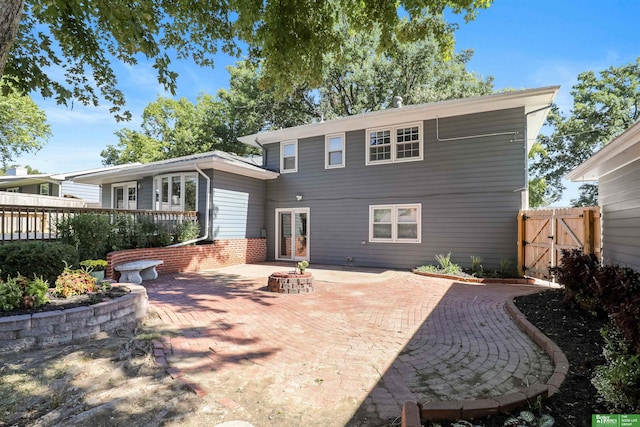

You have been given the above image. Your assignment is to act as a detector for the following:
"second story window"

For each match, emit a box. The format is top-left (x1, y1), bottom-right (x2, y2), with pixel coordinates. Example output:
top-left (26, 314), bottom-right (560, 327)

top-left (366, 122), bottom-right (423, 165)
top-left (325, 133), bottom-right (345, 168)
top-left (281, 140), bottom-right (298, 173)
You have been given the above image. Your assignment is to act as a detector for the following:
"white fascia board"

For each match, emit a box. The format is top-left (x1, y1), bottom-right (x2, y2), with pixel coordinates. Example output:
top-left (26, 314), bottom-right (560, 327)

top-left (73, 155), bottom-right (278, 185)
top-left (567, 121), bottom-right (640, 182)
top-left (239, 86), bottom-right (560, 147)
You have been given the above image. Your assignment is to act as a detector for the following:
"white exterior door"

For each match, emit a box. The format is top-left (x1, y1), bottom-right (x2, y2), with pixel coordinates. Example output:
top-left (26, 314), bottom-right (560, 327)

top-left (276, 208), bottom-right (309, 261)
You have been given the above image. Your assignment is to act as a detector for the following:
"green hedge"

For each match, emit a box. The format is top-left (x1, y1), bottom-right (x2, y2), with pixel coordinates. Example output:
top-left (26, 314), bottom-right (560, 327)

top-left (0, 241), bottom-right (79, 285)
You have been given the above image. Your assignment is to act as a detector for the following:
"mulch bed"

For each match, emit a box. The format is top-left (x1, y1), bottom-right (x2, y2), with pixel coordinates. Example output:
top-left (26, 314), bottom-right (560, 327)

top-left (0, 285), bottom-right (131, 318)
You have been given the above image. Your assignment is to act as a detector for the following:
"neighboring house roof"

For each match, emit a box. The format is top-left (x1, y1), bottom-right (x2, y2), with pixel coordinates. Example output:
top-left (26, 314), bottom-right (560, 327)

top-left (567, 120), bottom-right (640, 182)
top-left (72, 150), bottom-right (279, 185)
top-left (238, 86), bottom-right (560, 154)
top-left (0, 164), bottom-right (142, 189)
top-left (0, 174), bottom-right (58, 188)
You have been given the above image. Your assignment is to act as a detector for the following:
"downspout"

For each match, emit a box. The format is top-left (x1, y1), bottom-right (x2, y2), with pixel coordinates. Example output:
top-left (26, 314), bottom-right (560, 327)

top-left (519, 104), bottom-right (554, 209)
top-left (168, 164), bottom-right (211, 247)
top-left (254, 137), bottom-right (266, 168)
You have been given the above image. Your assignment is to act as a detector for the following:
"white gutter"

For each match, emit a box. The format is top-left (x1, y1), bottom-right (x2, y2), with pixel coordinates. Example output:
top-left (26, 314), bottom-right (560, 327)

top-left (168, 164), bottom-right (211, 247)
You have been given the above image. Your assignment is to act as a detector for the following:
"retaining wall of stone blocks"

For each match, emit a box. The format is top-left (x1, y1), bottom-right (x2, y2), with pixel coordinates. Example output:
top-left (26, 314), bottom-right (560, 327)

top-left (0, 284), bottom-right (148, 353)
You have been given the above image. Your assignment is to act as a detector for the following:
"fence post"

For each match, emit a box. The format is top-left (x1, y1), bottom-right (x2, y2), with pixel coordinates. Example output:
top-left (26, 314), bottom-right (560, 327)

top-left (517, 211), bottom-right (525, 277)
top-left (583, 208), bottom-right (594, 255)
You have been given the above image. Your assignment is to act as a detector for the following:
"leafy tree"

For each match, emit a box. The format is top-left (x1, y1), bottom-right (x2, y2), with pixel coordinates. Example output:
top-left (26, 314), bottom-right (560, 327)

top-left (1, 0), bottom-right (491, 120)
top-left (319, 17), bottom-right (493, 118)
top-left (104, 17), bottom-right (494, 165)
top-left (529, 58), bottom-right (640, 207)
top-left (101, 94), bottom-right (255, 165)
top-left (0, 79), bottom-right (50, 167)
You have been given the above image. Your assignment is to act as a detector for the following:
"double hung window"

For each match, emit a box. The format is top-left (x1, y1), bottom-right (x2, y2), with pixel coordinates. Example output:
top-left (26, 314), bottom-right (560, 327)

top-left (281, 140), bottom-right (298, 173)
top-left (325, 133), bottom-right (345, 168)
top-left (366, 122), bottom-right (423, 165)
top-left (369, 204), bottom-right (421, 243)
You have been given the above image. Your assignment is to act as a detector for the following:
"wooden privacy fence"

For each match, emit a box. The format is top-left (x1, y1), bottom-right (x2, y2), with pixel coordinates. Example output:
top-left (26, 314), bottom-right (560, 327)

top-left (517, 207), bottom-right (601, 280)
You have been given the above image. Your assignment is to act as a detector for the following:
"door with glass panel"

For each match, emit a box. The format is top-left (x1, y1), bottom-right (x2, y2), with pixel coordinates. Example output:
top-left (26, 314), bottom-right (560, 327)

top-left (276, 208), bottom-right (309, 261)
top-left (113, 183), bottom-right (137, 209)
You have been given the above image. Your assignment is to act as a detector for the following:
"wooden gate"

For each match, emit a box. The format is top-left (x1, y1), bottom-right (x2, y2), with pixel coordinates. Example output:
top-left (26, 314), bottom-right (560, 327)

top-left (517, 207), bottom-right (601, 279)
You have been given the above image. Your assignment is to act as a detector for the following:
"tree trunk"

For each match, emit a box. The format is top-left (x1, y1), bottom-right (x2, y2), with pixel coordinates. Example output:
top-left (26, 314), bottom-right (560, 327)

top-left (0, 0), bottom-right (25, 77)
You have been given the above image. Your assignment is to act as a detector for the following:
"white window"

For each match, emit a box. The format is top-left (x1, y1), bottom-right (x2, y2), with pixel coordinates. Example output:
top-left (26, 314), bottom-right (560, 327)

top-left (369, 204), bottom-right (421, 243)
top-left (112, 181), bottom-right (137, 209)
top-left (39, 183), bottom-right (50, 196)
top-left (366, 122), bottom-right (423, 165)
top-left (6, 187), bottom-right (19, 193)
top-left (280, 140), bottom-right (298, 173)
top-left (153, 173), bottom-right (198, 211)
top-left (325, 133), bottom-right (345, 168)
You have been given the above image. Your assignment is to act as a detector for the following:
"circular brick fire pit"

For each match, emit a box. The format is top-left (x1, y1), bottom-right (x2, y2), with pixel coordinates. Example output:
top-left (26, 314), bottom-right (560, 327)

top-left (267, 272), bottom-right (314, 294)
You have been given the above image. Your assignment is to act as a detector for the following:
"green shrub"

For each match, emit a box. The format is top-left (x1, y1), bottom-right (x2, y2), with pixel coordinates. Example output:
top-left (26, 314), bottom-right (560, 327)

top-left (0, 279), bottom-right (22, 311)
top-left (80, 259), bottom-right (107, 272)
top-left (56, 213), bottom-right (114, 260)
top-left (54, 267), bottom-right (98, 298)
top-left (0, 274), bottom-right (49, 312)
top-left (176, 220), bottom-right (200, 243)
top-left (0, 241), bottom-right (79, 285)
top-left (592, 326), bottom-right (640, 412)
top-left (416, 252), bottom-right (462, 275)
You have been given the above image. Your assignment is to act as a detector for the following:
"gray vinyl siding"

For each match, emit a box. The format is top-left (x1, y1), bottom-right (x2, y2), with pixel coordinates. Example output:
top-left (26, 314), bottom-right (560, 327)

top-left (137, 177), bottom-right (154, 209)
top-left (599, 160), bottom-right (640, 270)
top-left (264, 107), bottom-right (526, 270)
top-left (211, 170), bottom-right (266, 239)
top-left (61, 182), bottom-right (100, 203)
top-left (101, 183), bottom-right (112, 207)
top-left (19, 183), bottom-right (60, 197)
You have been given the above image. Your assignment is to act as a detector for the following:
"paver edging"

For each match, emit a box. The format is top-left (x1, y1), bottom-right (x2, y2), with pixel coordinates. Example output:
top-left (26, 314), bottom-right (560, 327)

top-left (411, 270), bottom-right (536, 285)
top-left (0, 283), bottom-right (148, 353)
top-left (402, 296), bottom-right (569, 425)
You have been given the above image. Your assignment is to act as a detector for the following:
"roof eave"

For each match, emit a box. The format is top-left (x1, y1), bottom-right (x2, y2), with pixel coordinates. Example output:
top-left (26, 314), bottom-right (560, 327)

top-left (73, 156), bottom-right (278, 185)
top-left (238, 86), bottom-right (560, 147)
top-left (567, 121), bottom-right (640, 182)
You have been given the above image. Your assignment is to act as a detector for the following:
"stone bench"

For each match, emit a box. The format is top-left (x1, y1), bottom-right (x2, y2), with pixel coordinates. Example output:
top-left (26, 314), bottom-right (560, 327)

top-left (115, 260), bottom-right (164, 285)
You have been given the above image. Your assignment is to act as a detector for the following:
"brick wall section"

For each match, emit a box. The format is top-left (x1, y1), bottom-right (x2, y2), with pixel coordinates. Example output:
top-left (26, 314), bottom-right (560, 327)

top-left (106, 239), bottom-right (267, 280)
top-left (0, 284), bottom-right (148, 353)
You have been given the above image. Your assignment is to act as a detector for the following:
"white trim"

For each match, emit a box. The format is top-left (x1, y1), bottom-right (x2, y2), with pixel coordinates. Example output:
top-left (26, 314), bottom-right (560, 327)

top-left (325, 133), bottom-right (346, 169)
top-left (280, 140), bottom-right (298, 173)
top-left (275, 207), bottom-right (310, 261)
top-left (39, 183), bottom-right (50, 196)
top-left (240, 86), bottom-right (559, 147)
top-left (152, 172), bottom-right (199, 212)
top-left (111, 181), bottom-right (138, 209)
top-left (365, 122), bottom-right (424, 166)
top-left (567, 121), bottom-right (640, 182)
top-left (369, 203), bottom-right (422, 243)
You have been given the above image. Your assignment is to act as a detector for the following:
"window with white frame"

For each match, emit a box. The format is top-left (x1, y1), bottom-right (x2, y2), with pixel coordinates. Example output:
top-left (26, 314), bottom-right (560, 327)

top-left (369, 204), bottom-right (421, 243)
top-left (153, 173), bottom-right (198, 211)
top-left (39, 183), bottom-right (50, 196)
top-left (280, 140), bottom-right (298, 173)
top-left (366, 122), bottom-right (423, 165)
top-left (112, 181), bottom-right (137, 209)
top-left (325, 133), bottom-right (345, 168)
top-left (6, 187), bottom-right (19, 193)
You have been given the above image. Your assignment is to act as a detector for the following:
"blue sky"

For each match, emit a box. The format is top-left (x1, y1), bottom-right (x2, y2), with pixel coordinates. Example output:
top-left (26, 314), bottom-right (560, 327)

top-left (14, 0), bottom-right (640, 205)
